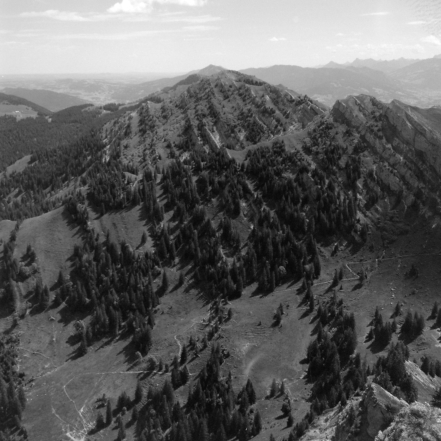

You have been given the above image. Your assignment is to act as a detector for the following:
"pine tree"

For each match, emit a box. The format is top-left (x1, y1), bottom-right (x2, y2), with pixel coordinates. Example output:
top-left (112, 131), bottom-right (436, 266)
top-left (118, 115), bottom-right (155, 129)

top-left (270, 378), bottom-right (278, 397)
top-left (253, 410), bottom-right (262, 434)
top-left (432, 302), bottom-right (439, 319)
top-left (198, 418), bottom-right (209, 441)
top-left (179, 271), bottom-right (185, 286)
top-left (106, 399), bottom-right (112, 426)
top-left (309, 293), bottom-right (315, 312)
top-left (180, 345), bottom-right (188, 365)
top-left (270, 271), bottom-right (276, 292)
top-left (135, 380), bottom-right (143, 403)
top-left (432, 387), bottom-right (441, 408)
top-left (313, 254), bottom-right (321, 278)
top-left (118, 424), bottom-right (126, 440)
top-left (162, 270), bottom-right (169, 292)
top-left (131, 406), bottom-right (139, 421)
top-left (401, 310), bottom-right (415, 338)
top-left (140, 230), bottom-right (147, 245)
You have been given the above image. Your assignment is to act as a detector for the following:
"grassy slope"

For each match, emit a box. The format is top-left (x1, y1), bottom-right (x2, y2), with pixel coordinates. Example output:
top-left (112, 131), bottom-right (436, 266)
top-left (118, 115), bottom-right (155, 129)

top-left (0, 155), bottom-right (32, 180)
top-left (14, 206), bottom-right (83, 289)
top-left (3, 190), bottom-right (441, 441)
top-left (87, 203), bottom-right (153, 253)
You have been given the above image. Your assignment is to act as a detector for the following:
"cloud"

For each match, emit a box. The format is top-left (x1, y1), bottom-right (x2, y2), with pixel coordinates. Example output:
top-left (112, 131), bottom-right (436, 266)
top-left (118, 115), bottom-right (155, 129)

top-left (361, 12), bottom-right (390, 17)
top-left (421, 35), bottom-right (441, 45)
top-left (159, 13), bottom-right (220, 23)
top-left (269, 37), bottom-right (286, 42)
top-left (108, 0), bottom-right (207, 13)
top-left (336, 32), bottom-right (345, 37)
top-left (57, 29), bottom-right (174, 41)
top-left (21, 10), bottom-right (92, 21)
top-left (108, 0), bottom-right (151, 13)
top-left (22, 4), bottom-right (215, 22)
top-left (183, 25), bottom-right (218, 31)
top-left (407, 20), bottom-right (427, 25)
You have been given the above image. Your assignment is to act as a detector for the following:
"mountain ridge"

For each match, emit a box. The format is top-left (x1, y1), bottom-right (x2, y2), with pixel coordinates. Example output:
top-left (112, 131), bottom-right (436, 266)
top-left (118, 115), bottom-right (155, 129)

top-left (3, 70), bottom-right (441, 441)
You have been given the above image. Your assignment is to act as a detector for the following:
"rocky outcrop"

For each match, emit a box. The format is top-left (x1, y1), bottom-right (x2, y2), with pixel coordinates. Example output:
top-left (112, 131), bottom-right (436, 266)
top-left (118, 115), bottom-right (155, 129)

top-left (332, 95), bottom-right (441, 211)
top-left (333, 383), bottom-right (407, 441)
top-left (375, 402), bottom-right (441, 441)
top-left (301, 383), bottom-right (407, 441)
top-left (405, 361), bottom-right (441, 404)
top-left (363, 383), bottom-right (408, 439)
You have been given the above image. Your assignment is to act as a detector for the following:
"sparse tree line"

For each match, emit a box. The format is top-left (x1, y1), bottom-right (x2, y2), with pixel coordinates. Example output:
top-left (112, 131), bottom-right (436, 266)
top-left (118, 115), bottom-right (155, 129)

top-left (92, 343), bottom-right (262, 441)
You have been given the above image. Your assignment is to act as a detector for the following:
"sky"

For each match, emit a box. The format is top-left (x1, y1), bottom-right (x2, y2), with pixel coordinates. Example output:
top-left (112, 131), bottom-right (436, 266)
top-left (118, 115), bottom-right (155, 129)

top-left (1, 0), bottom-right (441, 74)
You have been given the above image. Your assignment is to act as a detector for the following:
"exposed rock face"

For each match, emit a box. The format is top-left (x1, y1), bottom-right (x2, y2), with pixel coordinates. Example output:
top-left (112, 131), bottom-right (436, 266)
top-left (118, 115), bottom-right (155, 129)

top-left (332, 95), bottom-right (441, 210)
top-left (363, 383), bottom-right (408, 439)
top-left (405, 361), bottom-right (441, 404)
top-left (302, 361), bottom-right (441, 441)
top-left (302, 384), bottom-right (407, 441)
top-left (375, 402), bottom-right (441, 441)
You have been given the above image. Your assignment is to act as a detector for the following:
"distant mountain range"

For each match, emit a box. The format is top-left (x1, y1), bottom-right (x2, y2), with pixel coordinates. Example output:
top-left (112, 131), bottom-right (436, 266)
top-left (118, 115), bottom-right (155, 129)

top-left (2, 55), bottom-right (441, 109)
top-left (111, 56), bottom-right (441, 108)
top-left (322, 57), bottom-right (419, 72)
top-left (241, 56), bottom-right (441, 108)
top-left (1, 88), bottom-right (90, 112)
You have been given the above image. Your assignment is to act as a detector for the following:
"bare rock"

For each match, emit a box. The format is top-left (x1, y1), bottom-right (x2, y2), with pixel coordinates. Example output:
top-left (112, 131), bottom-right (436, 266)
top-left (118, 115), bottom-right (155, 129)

top-left (375, 402), bottom-right (441, 441)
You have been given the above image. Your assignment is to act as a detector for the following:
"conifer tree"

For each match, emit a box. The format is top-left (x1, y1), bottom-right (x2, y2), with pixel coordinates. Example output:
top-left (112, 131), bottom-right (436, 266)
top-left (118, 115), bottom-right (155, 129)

top-left (162, 270), bottom-right (169, 292)
top-left (180, 345), bottom-right (188, 365)
top-left (135, 380), bottom-right (143, 403)
top-left (106, 399), bottom-right (112, 426)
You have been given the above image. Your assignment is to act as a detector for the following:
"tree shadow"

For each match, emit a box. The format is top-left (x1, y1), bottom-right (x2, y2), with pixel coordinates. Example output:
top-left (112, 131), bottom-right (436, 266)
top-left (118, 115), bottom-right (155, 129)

top-left (117, 340), bottom-right (138, 366)
top-left (299, 309), bottom-right (311, 320)
top-left (66, 344), bottom-right (86, 362)
top-left (351, 282), bottom-right (363, 291)
top-left (61, 207), bottom-right (87, 238)
top-left (275, 413), bottom-right (288, 421)
top-left (96, 335), bottom-right (117, 351)
top-left (366, 339), bottom-right (388, 354)
top-left (310, 320), bottom-right (322, 336)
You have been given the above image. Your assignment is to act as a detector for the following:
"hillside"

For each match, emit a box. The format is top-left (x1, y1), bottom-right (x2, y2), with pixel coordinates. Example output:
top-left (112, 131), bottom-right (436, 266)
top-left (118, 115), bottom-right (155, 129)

top-left (2, 88), bottom-right (90, 112)
top-left (0, 92), bottom-right (51, 116)
top-left (3, 71), bottom-right (441, 441)
top-left (0, 102), bottom-right (137, 172)
top-left (390, 58), bottom-right (441, 107)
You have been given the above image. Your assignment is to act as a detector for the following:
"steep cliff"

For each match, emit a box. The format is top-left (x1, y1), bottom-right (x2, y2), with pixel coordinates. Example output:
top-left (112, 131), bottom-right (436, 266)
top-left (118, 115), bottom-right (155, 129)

top-left (331, 95), bottom-right (441, 211)
top-left (375, 403), bottom-right (441, 441)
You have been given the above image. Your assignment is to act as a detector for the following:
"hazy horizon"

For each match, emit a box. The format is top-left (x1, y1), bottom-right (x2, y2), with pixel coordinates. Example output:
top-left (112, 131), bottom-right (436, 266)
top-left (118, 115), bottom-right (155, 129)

top-left (1, 0), bottom-right (441, 75)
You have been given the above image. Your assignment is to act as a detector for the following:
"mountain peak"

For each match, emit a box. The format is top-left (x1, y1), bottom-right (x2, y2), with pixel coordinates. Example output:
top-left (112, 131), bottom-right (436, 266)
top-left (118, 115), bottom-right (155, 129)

top-left (197, 65), bottom-right (226, 76)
